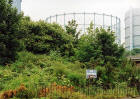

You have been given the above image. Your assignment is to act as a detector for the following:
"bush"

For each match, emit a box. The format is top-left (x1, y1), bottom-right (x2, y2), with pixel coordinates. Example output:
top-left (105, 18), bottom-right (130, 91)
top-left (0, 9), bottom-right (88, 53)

top-left (68, 73), bottom-right (85, 86)
top-left (131, 48), bottom-right (140, 55)
top-left (20, 20), bottom-right (75, 56)
top-left (74, 27), bottom-right (125, 68)
top-left (74, 30), bottom-right (101, 62)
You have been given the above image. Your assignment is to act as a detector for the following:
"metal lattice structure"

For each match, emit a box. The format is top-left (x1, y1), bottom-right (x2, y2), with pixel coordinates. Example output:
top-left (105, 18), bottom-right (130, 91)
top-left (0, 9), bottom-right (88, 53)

top-left (46, 12), bottom-right (121, 44)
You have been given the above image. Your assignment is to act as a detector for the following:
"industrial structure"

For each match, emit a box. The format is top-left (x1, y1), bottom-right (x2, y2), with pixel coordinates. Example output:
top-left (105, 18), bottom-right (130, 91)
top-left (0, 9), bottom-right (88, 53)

top-left (46, 12), bottom-right (121, 44)
top-left (125, 8), bottom-right (140, 50)
top-left (12, 0), bottom-right (22, 13)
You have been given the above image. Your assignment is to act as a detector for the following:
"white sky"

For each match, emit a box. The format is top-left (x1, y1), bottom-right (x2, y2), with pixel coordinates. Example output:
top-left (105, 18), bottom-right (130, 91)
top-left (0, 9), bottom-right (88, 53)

top-left (21, 0), bottom-right (140, 43)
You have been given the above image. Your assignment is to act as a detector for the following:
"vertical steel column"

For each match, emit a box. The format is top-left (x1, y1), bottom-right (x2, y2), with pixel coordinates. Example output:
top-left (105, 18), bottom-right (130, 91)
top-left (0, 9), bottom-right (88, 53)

top-left (50, 16), bottom-right (51, 23)
top-left (114, 17), bottom-right (116, 33)
top-left (84, 12), bottom-right (85, 33)
top-left (94, 13), bottom-right (96, 30)
top-left (116, 16), bottom-right (118, 43)
top-left (64, 13), bottom-right (66, 26)
top-left (103, 13), bottom-right (105, 28)
top-left (119, 19), bottom-right (121, 44)
top-left (73, 12), bottom-right (75, 20)
top-left (46, 18), bottom-right (48, 22)
top-left (56, 14), bottom-right (57, 23)
top-left (111, 15), bottom-right (112, 31)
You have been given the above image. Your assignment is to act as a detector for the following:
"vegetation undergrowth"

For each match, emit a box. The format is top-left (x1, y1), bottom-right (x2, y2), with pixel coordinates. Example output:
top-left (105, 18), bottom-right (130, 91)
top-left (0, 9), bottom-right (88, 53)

top-left (0, 0), bottom-right (140, 99)
top-left (0, 51), bottom-right (139, 99)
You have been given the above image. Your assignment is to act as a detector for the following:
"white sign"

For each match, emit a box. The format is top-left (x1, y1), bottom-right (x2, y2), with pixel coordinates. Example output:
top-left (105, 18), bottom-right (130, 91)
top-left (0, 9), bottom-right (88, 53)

top-left (86, 69), bottom-right (97, 79)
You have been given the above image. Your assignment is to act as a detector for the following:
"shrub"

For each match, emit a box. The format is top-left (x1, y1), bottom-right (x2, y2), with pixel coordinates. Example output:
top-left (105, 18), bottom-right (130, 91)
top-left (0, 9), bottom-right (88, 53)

top-left (68, 73), bottom-right (85, 86)
top-left (21, 20), bottom-right (75, 56)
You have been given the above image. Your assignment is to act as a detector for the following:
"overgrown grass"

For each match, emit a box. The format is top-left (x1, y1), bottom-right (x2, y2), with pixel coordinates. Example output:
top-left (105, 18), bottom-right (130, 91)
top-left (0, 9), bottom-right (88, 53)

top-left (0, 51), bottom-right (139, 99)
top-left (0, 51), bottom-right (85, 91)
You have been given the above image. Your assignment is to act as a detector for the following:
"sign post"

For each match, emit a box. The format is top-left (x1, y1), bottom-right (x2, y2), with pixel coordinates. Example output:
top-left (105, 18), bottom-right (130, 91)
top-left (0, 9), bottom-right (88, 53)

top-left (86, 69), bottom-right (97, 79)
top-left (86, 69), bottom-right (97, 95)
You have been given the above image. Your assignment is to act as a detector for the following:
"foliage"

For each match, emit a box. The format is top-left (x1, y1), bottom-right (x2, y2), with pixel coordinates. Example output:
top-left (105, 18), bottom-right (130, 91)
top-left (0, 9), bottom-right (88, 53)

top-left (87, 21), bottom-right (94, 35)
top-left (75, 25), bottom-right (125, 67)
top-left (94, 28), bottom-right (125, 67)
top-left (0, 3), bottom-right (139, 98)
top-left (68, 73), bottom-right (85, 86)
top-left (65, 19), bottom-right (81, 43)
top-left (0, 51), bottom-right (140, 98)
top-left (20, 19), bottom-right (75, 56)
top-left (131, 48), bottom-right (140, 55)
top-left (0, 51), bottom-right (84, 90)
top-left (0, 0), bottom-right (23, 65)
top-left (74, 24), bottom-right (101, 62)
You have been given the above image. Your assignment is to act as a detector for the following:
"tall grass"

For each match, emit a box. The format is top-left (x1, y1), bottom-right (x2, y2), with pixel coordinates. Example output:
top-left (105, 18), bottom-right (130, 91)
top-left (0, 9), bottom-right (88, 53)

top-left (0, 51), bottom-right (139, 99)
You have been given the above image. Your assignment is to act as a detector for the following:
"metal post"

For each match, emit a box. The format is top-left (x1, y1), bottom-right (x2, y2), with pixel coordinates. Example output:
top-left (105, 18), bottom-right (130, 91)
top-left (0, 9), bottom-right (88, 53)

top-left (94, 13), bottom-right (96, 30)
top-left (84, 12), bottom-right (85, 33)
top-left (46, 18), bottom-right (48, 22)
top-left (56, 14), bottom-right (57, 23)
top-left (119, 19), bottom-right (121, 44)
top-left (50, 16), bottom-right (51, 23)
top-left (111, 15), bottom-right (112, 31)
top-left (73, 12), bottom-right (75, 20)
top-left (64, 13), bottom-right (66, 26)
top-left (114, 16), bottom-right (118, 43)
top-left (103, 13), bottom-right (105, 28)
top-left (116, 16), bottom-right (118, 43)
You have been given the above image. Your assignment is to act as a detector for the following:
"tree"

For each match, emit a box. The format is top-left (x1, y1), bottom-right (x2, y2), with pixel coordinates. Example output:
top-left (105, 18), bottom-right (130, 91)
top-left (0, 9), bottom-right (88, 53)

top-left (95, 28), bottom-right (125, 66)
top-left (87, 21), bottom-right (94, 35)
top-left (0, 0), bottom-right (23, 65)
top-left (65, 20), bottom-right (81, 47)
top-left (74, 23), bottom-right (101, 63)
top-left (20, 20), bottom-right (75, 56)
top-left (75, 25), bottom-right (125, 67)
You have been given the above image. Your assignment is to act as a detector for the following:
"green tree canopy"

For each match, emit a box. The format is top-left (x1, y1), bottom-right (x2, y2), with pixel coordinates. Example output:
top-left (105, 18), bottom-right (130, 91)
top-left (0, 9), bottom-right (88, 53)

top-left (0, 0), bottom-right (23, 65)
top-left (65, 20), bottom-right (81, 47)
top-left (20, 20), bottom-right (75, 56)
top-left (75, 23), bottom-right (124, 67)
top-left (95, 28), bottom-right (124, 66)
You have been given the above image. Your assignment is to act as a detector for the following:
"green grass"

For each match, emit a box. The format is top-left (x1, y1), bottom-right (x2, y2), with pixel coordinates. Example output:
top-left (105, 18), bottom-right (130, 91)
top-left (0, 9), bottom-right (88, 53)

top-left (0, 51), bottom-right (139, 99)
top-left (0, 51), bottom-right (85, 91)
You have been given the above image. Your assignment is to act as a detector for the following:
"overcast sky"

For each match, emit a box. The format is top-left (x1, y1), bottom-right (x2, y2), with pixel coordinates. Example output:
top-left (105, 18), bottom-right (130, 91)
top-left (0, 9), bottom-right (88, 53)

top-left (21, 0), bottom-right (140, 43)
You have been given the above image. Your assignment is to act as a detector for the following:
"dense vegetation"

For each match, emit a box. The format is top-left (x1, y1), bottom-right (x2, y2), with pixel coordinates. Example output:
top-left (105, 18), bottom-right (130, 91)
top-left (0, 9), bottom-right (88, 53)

top-left (0, 0), bottom-right (140, 99)
top-left (0, 0), bottom-right (23, 65)
top-left (130, 48), bottom-right (140, 56)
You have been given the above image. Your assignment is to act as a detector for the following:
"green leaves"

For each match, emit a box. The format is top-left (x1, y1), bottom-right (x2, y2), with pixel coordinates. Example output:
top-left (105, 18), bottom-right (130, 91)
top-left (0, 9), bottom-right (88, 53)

top-left (75, 26), bottom-right (124, 66)
top-left (20, 20), bottom-right (74, 56)
top-left (0, 0), bottom-right (23, 65)
top-left (95, 29), bottom-right (124, 67)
